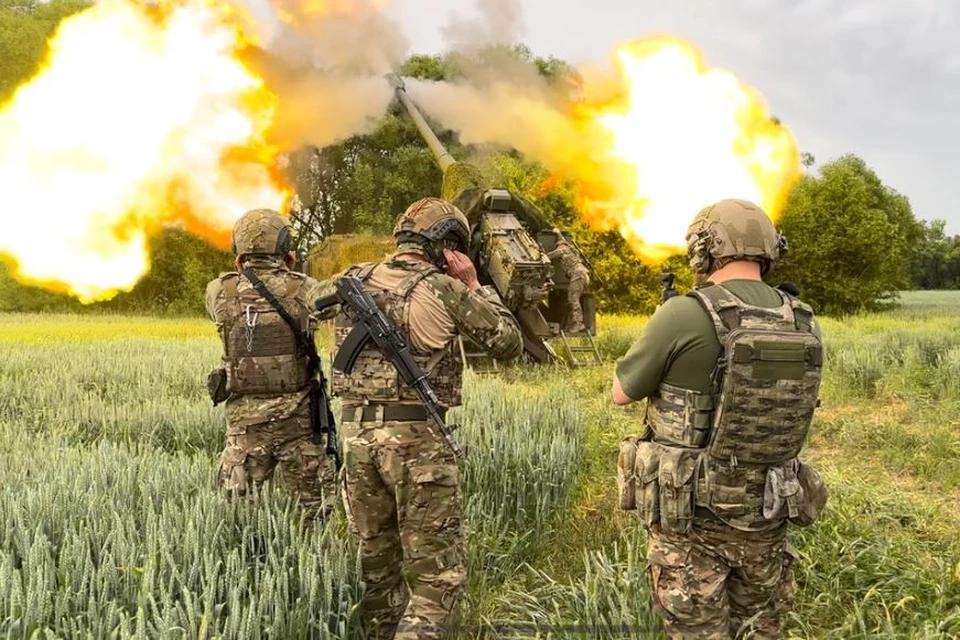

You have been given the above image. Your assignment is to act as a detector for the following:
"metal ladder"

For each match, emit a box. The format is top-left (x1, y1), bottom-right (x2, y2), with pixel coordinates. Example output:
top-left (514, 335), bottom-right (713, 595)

top-left (458, 336), bottom-right (501, 374)
top-left (558, 328), bottom-right (603, 368)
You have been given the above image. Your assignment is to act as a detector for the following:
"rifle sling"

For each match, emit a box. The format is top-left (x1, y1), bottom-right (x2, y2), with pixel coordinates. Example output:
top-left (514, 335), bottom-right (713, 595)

top-left (241, 269), bottom-right (318, 373)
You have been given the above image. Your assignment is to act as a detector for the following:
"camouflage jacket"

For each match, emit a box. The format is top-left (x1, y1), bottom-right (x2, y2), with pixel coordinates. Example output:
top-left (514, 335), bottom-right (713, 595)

top-left (547, 241), bottom-right (589, 278)
top-left (205, 256), bottom-right (326, 430)
top-left (316, 251), bottom-right (523, 407)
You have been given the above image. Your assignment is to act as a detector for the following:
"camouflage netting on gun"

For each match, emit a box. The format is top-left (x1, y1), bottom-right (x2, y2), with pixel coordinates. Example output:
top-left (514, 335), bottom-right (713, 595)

top-left (441, 162), bottom-right (483, 201)
top-left (307, 234), bottom-right (395, 280)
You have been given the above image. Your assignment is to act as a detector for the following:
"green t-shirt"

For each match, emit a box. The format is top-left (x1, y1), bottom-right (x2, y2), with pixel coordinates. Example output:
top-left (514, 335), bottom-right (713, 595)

top-left (615, 280), bottom-right (818, 400)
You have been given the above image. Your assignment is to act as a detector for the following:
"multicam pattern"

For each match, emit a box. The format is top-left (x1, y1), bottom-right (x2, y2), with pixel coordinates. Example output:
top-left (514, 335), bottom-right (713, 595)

top-left (686, 199), bottom-right (783, 274)
top-left (325, 255), bottom-right (522, 408)
top-left (217, 402), bottom-right (336, 527)
top-left (318, 251), bottom-right (521, 638)
top-left (691, 285), bottom-right (822, 467)
top-left (647, 526), bottom-right (795, 639)
top-left (231, 209), bottom-right (291, 256)
top-left (206, 257), bottom-right (338, 524)
top-left (341, 417), bottom-right (466, 640)
top-left (547, 240), bottom-right (590, 329)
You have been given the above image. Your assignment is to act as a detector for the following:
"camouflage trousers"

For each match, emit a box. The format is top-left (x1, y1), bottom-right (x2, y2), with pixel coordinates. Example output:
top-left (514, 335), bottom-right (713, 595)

top-left (566, 269), bottom-right (589, 330)
top-left (217, 407), bottom-right (337, 527)
top-left (646, 523), bottom-right (795, 639)
top-left (341, 408), bottom-right (466, 640)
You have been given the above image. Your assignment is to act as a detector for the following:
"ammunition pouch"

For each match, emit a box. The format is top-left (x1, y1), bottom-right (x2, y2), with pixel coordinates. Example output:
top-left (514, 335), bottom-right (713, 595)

top-left (224, 354), bottom-right (310, 396)
top-left (763, 460), bottom-right (827, 527)
top-left (658, 447), bottom-right (698, 534)
top-left (644, 383), bottom-right (713, 447)
top-left (617, 438), bottom-right (827, 531)
top-left (618, 437), bottom-right (665, 528)
top-left (206, 368), bottom-right (229, 406)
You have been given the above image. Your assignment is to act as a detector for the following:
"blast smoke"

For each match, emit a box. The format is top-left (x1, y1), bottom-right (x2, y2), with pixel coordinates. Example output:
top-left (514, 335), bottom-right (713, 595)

top-left (442, 0), bottom-right (525, 51)
top-left (242, 0), bottom-right (410, 149)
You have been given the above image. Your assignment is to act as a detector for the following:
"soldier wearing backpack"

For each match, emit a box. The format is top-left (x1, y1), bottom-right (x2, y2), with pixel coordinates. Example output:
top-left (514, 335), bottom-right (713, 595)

top-left (612, 199), bottom-right (829, 639)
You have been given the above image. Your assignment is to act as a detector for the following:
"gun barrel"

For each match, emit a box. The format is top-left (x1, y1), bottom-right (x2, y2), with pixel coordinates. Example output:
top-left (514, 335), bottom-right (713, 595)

top-left (388, 73), bottom-right (456, 172)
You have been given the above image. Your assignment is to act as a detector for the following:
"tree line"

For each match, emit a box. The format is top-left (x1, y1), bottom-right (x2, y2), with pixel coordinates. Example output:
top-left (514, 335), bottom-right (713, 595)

top-left (1, 1), bottom-right (958, 317)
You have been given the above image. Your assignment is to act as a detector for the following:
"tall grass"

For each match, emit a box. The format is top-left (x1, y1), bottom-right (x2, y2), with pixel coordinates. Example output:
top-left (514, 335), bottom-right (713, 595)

top-left (456, 371), bottom-right (583, 613)
top-left (0, 314), bottom-right (584, 637)
top-left (2, 299), bottom-right (958, 637)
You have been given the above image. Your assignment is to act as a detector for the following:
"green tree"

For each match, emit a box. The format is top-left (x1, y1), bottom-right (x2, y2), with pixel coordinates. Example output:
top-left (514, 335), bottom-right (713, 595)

top-left (0, 0), bottom-right (90, 101)
top-left (774, 155), bottom-right (922, 314)
top-left (912, 220), bottom-right (960, 289)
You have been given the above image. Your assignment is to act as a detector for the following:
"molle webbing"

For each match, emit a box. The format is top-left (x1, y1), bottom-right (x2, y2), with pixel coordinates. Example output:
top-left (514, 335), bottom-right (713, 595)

top-left (645, 383), bottom-right (713, 448)
top-left (219, 271), bottom-right (310, 395)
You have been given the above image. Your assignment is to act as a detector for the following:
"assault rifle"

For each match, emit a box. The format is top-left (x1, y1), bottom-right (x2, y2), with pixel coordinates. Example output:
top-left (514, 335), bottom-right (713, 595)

top-left (242, 270), bottom-right (341, 470)
top-left (316, 275), bottom-right (465, 459)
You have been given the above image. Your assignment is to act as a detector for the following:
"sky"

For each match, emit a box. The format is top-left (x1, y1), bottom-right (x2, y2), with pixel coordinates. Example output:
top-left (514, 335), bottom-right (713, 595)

top-left (384, 0), bottom-right (960, 232)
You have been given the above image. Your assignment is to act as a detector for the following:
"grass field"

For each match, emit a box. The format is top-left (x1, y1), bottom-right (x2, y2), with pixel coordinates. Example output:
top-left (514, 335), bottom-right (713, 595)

top-left (1, 291), bottom-right (958, 638)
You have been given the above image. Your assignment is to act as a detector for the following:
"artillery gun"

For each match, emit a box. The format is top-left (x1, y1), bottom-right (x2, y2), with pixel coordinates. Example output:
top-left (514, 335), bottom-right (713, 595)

top-left (387, 74), bottom-right (599, 367)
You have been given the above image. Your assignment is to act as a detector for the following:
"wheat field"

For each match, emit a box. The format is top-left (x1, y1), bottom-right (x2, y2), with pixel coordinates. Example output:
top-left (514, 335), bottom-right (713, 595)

top-left (1, 293), bottom-right (958, 638)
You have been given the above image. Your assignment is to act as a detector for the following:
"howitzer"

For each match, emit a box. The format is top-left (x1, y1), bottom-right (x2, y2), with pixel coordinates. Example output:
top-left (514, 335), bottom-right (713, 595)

top-left (316, 275), bottom-right (465, 459)
top-left (387, 74), bottom-right (597, 362)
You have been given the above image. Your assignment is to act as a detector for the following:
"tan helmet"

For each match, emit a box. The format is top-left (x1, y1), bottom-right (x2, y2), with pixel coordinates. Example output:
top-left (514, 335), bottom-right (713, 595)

top-left (685, 198), bottom-right (786, 276)
top-left (393, 197), bottom-right (470, 253)
top-left (231, 208), bottom-right (293, 257)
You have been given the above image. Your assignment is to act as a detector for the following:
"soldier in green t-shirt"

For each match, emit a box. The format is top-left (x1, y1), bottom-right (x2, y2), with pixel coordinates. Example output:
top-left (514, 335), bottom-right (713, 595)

top-left (612, 199), bottom-right (828, 639)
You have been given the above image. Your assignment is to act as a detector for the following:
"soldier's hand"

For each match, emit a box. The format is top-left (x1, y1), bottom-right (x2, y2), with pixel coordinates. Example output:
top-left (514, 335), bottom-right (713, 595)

top-left (444, 250), bottom-right (481, 291)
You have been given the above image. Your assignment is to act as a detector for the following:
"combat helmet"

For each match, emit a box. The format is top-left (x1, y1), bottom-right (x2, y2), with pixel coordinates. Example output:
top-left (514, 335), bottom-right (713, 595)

top-left (685, 198), bottom-right (787, 276)
top-left (393, 197), bottom-right (470, 263)
top-left (231, 209), bottom-right (293, 257)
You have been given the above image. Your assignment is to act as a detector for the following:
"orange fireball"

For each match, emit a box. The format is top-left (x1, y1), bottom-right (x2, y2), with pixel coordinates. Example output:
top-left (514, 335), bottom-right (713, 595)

top-left (0, 0), bottom-right (288, 303)
top-left (576, 36), bottom-right (802, 263)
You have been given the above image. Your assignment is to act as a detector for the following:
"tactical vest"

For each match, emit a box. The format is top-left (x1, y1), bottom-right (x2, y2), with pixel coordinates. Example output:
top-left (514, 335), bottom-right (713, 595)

top-left (626, 284), bottom-right (823, 532)
top-left (330, 261), bottom-right (464, 408)
top-left (218, 272), bottom-right (311, 396)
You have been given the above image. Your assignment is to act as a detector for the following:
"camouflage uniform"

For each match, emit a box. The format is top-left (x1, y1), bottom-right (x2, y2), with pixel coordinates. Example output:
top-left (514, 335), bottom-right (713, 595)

top-left (319, 199), bottom-right (523, 639)
top-left (547, 238), bottom-right (590, 332)
top-left (206, 210), bottom-right (337, 527)
top-left (615, 199), bottom-right (828, 639)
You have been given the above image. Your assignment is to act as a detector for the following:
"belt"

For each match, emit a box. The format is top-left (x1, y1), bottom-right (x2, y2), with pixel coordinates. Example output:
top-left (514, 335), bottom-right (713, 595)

top-left (341, 404), bottom-right (444, 424)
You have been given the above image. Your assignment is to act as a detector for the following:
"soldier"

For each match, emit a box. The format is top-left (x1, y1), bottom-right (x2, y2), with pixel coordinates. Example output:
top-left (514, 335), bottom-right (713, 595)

top-left (612, 199), bottom-right (828, 639)
top-left (317, 197), bottom-right (523, 639)
top-left (205, 208), bottom-right (338, 527)
top-left (546, 228), bottom-right (591, 334)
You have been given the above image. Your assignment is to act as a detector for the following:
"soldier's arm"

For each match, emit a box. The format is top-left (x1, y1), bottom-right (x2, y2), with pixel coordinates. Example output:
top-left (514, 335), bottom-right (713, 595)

top-left (612, 300), bottom-right (684, 405)
top-left (301, 274), bottom-right (345, 322)
top-left (204, 278), bottom-right (222, 323)
top-left (427, 275), bottom-right (523, 361)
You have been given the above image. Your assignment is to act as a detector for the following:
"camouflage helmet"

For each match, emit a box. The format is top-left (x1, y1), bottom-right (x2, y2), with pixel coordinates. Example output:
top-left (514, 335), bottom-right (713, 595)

top-left (393, 197), bottom-right (470, 253)
top-left (231, 209), bottom-right (293, 257)
top-left (685, 198), bottom-right (786, 276)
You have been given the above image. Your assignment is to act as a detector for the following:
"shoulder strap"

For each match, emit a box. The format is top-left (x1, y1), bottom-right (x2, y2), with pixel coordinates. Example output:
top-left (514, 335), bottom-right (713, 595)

top-left (687, 285), bottom-right (743, 339)
top-left (687, 284), bottom-right (744, 395)
top-left (242, 269), bottom-right (318, 373)
top-left (789, 297), bottom-right (815, 334)
top-left (345, 262), bottom-right (379, 283)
